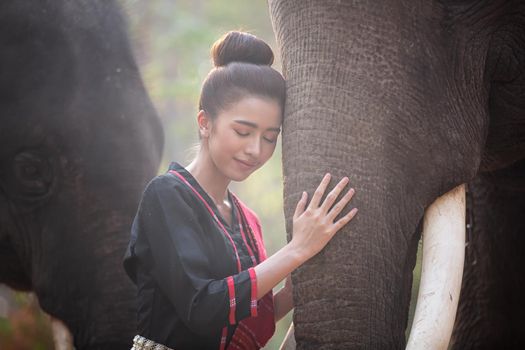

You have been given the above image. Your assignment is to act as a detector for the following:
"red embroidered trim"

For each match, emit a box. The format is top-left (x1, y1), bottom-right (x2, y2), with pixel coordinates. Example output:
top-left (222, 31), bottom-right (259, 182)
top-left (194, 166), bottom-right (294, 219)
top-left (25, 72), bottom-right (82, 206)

top-left (231, 194), bottom-right (261, 263)
top-left (227, 276), bottom-right (236, 325)
top-left (237, 210), bottom-right (257, 266)
top-left (248, 267), bottom-right (258, 317)
top-left (168, 170), bottom-right (242, 272)
top-left (219, 326), bottom-right (228, 350)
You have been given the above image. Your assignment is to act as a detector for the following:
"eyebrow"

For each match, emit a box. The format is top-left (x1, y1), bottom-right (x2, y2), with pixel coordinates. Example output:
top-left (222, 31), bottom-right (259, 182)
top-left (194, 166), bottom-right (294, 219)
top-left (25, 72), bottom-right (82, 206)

top-left (233, 120), bottom-right (281, 132)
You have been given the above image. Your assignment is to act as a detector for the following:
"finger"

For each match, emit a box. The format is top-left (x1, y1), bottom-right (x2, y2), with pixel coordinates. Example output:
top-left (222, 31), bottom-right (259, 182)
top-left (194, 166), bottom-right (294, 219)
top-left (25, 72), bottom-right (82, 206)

top-left (293, 191), bottom-right (307, 219)
top-left (308, 173), bottom-right (331, 209)
top-left (327, 187), bottom-right (355, 221)
top-left (332, 207), bottom-right (358, 232)
top-left (320, 176), bottom-right (349, 214)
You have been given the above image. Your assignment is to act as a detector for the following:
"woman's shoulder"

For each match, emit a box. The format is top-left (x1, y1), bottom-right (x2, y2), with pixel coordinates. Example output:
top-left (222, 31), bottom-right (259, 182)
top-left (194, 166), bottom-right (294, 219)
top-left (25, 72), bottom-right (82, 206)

top-left (143, 172), bottom-right (184, 194)
top-left (141, 168), bottom-right (194, 208)
top-left (144, 161), bottom-right (193, 190)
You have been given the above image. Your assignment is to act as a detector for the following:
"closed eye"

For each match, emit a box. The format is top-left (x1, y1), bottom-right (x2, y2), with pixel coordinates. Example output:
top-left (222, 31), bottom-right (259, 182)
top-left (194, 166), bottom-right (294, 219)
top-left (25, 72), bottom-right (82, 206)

top-left (264, 137), bottom-right (277, 144)
top-left (235, 130), bottom-right (249, 137)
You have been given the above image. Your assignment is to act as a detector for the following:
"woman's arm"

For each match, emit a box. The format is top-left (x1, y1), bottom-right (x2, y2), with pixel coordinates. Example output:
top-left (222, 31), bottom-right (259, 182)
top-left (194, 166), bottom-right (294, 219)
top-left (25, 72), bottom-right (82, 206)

top-left (254, 173), bottom-right (357, 300)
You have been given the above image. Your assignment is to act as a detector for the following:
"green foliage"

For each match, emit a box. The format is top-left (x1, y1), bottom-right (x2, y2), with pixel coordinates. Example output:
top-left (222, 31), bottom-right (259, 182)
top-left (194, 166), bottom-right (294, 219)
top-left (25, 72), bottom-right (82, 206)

top-left (0, 292), bottom-right (54, 350)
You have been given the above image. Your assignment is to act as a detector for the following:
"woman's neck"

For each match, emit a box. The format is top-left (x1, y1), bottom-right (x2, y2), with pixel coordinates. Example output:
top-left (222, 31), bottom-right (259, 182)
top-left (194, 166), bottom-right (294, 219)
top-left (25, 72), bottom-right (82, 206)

top-left (185, 152), bottom-right (231, 207)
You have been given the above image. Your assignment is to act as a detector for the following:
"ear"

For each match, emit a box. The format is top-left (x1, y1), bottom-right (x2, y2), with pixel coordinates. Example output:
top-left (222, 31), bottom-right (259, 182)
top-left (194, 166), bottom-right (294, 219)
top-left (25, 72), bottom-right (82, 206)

top-left (197, 110), bottom-right (211, 138)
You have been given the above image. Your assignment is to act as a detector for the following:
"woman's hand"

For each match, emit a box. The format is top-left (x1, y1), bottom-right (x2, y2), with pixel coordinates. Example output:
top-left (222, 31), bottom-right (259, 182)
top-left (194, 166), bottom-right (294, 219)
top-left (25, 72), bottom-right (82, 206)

top-left (290, 173), bottom-right (357, 261)
top-left (252, 173), bottom-right (357, 301)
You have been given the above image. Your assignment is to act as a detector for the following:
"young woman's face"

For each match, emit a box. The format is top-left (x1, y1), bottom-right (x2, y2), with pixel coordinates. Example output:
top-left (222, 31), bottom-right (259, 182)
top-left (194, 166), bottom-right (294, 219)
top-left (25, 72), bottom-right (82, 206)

top-left (204, 96), bottom-right (282, 182)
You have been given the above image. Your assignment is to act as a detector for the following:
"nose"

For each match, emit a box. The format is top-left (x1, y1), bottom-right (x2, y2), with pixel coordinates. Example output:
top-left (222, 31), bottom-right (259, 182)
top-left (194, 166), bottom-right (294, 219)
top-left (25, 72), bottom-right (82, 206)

top-left (245, 136), bottom-right (262, 158)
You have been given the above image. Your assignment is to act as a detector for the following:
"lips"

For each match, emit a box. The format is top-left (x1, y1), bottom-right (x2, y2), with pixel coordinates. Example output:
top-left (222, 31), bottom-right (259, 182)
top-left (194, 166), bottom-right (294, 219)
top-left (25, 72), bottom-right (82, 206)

top-left (235, 158), bottom-right (258, 169)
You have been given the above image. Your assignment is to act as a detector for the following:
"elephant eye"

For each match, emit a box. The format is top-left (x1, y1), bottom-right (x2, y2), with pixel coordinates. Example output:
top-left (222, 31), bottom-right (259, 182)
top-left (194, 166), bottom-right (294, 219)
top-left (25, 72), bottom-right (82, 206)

top-left (22, 164), bottom-right (37, 177)
top-left (6, 150), bottom-right (56, 201)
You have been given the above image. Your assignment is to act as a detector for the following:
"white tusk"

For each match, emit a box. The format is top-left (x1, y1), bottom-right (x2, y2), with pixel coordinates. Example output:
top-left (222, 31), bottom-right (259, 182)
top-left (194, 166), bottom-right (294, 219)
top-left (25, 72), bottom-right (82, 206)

top-left (406, 184), bottom-right (466, 350)
top-left (50, 316), bottom-right (74, 350)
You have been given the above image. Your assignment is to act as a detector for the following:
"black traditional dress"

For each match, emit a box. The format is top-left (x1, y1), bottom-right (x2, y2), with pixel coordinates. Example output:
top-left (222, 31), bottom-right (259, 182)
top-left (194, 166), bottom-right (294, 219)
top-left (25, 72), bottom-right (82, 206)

top-left (123, 162), bottom-right (275, 350)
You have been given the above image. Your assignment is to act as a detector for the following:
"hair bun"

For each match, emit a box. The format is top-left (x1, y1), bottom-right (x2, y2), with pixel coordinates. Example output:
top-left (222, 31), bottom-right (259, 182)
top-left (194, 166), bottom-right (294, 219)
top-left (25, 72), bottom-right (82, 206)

top-left (211, 31), bottom-right (274, 67)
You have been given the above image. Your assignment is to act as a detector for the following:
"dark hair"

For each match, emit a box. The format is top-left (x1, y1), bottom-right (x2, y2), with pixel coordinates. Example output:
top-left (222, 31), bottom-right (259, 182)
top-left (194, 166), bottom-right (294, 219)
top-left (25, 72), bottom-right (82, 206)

top-left (198, 31), bottom-right (286, 119)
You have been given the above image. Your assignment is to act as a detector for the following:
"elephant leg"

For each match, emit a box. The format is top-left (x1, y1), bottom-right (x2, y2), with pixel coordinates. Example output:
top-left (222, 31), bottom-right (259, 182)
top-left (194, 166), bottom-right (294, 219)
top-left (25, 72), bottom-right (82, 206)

top-left (452, 159), bottom-right (525, 348)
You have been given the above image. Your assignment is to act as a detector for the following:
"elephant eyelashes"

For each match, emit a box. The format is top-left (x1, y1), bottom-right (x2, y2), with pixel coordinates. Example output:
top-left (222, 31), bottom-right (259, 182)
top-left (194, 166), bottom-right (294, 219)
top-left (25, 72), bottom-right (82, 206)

top-left (10, 151), bottom-right (55, 200)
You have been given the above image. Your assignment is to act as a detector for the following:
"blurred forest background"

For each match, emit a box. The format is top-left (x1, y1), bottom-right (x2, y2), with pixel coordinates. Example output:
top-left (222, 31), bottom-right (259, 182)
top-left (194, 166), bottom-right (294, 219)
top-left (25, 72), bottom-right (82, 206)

top-left (0, 1), bottom-right (422, 348)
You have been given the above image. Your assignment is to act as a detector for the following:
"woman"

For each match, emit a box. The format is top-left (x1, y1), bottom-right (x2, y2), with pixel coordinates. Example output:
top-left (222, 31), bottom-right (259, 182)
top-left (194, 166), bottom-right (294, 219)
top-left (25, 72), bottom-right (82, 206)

top-left (123, 31), bottom-right (358, 350)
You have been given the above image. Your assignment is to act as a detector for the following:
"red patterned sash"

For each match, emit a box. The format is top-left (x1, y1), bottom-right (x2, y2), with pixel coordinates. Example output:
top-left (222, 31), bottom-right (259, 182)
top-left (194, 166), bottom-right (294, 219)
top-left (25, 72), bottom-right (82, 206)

top-left (228, 195), bottom-right (275, 349)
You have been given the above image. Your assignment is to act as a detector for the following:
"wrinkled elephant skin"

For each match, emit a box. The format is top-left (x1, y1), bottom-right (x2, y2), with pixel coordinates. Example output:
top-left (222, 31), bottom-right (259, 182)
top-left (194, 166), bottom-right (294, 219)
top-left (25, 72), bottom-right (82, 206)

top-left (269, 0), bottom-right (525, 348)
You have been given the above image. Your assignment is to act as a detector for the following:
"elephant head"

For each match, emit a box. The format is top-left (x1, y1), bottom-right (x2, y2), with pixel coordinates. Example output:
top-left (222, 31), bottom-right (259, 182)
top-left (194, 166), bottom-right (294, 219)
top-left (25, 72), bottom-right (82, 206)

top-left (0, 1), bottom-right (163, 348)
top-left (269, 0), bottom-right (525, 348)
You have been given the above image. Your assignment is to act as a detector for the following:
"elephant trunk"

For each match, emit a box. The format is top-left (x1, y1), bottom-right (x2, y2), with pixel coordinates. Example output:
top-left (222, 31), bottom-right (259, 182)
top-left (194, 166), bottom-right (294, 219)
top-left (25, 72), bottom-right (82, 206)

top-left (270, 0), bottom-right (484, 348)
top-left (280, 185), bottom-right (467, 350)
